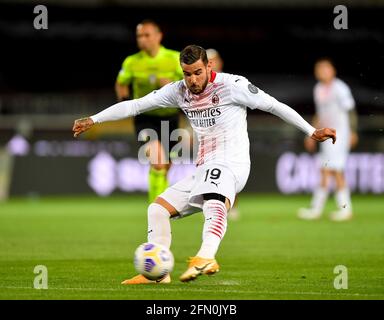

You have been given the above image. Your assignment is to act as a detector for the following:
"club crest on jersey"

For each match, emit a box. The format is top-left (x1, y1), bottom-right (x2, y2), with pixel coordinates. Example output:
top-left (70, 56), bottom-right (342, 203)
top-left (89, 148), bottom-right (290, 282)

top-left (248, 83), bottom-right (259, 94)
top-left (212, 93), bottom-right (220, 106)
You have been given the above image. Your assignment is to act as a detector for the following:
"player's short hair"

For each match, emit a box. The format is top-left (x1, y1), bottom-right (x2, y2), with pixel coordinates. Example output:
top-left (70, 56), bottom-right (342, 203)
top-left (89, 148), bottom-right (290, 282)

top-left (137, 19), bottom-right (162, 32)
top-left (180, 45), bottom-right (208, 66)
top-left (206, 48), bottom-right (220, 60)
top-left (315, 57), bottom-right (336, 68)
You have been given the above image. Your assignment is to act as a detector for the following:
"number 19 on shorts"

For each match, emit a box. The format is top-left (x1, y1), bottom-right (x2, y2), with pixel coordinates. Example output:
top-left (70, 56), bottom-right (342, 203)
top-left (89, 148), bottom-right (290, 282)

top-left (204, 168), bottom-right (222, 182)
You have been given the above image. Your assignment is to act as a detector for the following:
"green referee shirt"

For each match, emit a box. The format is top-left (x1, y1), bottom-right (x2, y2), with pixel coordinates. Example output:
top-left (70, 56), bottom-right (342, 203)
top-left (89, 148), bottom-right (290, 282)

top-left (116, 46), bottom-right (183, 117)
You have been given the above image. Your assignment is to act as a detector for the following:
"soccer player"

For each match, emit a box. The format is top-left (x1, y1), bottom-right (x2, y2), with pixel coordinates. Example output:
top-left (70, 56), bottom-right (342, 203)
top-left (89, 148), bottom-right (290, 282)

top-left (298, 58), bottom-right (357, 221)
top-left (206, 48), bottom-right (224, 73)
top-left (115, 19), bottom-right (183, 203)
top-left (73, 45), bottom-right (336, 284)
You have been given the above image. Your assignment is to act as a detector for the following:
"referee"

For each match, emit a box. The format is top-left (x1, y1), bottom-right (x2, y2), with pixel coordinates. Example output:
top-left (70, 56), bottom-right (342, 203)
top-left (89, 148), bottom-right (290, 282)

top-left (115, 19), bottom-right (183, 203)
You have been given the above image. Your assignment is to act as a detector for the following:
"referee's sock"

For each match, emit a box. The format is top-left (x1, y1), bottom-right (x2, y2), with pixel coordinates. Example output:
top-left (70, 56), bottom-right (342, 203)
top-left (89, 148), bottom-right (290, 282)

top-left (148, 167), bottom-right (169, 203)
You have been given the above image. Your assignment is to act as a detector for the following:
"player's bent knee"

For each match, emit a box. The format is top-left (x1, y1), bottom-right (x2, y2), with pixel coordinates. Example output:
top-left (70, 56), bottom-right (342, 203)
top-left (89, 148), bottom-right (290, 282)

top-left (203, 193), bottom-right (226, 203)
top-left (153, 197), bottom-right (178, 217)
top-left (148, 203), bottom-right (170, 221)
top-left (148, 203), bottom-right (171, 220)
top-left (203, 193), bottom-right (231, 210)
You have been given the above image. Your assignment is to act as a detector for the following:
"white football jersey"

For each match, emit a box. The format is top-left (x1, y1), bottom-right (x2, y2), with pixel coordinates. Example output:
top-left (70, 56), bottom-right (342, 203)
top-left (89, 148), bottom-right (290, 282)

top-left (314, 78), bottom-right (355, 136)
top-left (178, 72), bottom-right (249, 166)
top-left (91, 72), bottom-right (315, 167)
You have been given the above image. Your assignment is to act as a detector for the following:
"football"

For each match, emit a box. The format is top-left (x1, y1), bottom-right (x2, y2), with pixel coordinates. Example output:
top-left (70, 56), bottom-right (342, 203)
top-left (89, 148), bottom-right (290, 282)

top-left (134, 242), bottom-right (174, 280)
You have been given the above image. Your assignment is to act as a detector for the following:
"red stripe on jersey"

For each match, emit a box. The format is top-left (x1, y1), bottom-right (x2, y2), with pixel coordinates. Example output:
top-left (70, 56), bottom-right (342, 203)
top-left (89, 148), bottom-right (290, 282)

top-left (210, 71), bottom-right (217, 83)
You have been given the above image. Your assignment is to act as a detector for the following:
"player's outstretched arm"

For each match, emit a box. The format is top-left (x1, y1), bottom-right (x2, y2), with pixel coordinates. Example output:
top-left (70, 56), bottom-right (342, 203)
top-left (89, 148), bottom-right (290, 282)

top-left (310, 127), bottom-right (337, 143)
top-left (304, 115), bottom-right (319, 152)
top-left (72, 117), bottom-right (94, 138)
top-left (231, 79), bottom-right (337, 143)
top-left (72, 82), bottom-right (179, 138)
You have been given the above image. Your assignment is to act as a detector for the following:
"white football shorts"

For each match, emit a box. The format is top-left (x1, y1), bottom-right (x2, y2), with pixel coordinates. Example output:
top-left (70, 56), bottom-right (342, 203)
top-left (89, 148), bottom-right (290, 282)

top-left (159, 162), bottom-right (250, 219)
top-left (319, 131), bottom-right (350, 171)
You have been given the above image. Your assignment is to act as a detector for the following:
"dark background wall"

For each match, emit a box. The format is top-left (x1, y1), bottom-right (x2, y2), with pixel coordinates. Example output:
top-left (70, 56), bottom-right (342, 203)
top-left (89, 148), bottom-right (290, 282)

top-left (0, 1), bottom-right (383, 197)
top-left (0, 3), bottom-right (383, 115)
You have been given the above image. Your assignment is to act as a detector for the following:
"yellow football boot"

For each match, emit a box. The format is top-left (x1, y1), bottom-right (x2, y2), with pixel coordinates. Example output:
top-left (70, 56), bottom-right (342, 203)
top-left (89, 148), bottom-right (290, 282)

top-left (179, 256), bottom-right (220, 282)
top-left (121, 274), bottom-right (171, 285)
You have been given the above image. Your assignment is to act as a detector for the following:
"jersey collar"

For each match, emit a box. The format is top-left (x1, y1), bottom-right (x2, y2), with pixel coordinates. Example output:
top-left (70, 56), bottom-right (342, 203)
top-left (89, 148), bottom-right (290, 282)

top-left (209, 71), bottom-right (217, 83)
top-left (141, 45), bottom-right (164, 58)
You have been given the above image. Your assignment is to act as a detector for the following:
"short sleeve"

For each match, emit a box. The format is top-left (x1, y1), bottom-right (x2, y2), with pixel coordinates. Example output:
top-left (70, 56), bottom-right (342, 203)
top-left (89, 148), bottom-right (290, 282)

top-left (116, 56), bottom-right (133, 85)
top-left (336, 81), bottom-right (355, 111)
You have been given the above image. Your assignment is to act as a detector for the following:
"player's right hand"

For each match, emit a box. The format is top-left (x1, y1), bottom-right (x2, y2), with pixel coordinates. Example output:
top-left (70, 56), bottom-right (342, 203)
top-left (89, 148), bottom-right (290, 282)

top-left (311, 128), bottom-right (337, 144)
top-left (72, 117), bottom-right (94, 138)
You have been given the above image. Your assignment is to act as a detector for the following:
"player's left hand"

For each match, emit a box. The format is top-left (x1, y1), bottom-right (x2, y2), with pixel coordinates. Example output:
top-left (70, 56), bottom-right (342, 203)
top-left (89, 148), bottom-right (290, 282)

top-left (72, 117), bottom-right (94, 138)
top-left (311, 128), bottom-right (337, 144)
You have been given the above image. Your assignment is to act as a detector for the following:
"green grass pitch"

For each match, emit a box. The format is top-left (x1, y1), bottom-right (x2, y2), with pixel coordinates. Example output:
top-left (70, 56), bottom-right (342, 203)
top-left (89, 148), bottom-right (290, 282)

top-left (0, 194), bottom-right (383, 300)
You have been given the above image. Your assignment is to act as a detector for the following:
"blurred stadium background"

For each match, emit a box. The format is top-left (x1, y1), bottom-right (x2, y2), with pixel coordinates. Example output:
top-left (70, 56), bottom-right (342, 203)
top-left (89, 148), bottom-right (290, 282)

top-left (1, 0), bottom-right (383, 197)
top-left (0, 0), bottom-right (383, 300)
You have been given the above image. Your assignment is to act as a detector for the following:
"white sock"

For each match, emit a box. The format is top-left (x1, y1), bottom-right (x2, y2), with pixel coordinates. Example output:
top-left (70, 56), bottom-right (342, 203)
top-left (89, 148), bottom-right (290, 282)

top-left (310, 187), bottom-right (329, 214)
top-left (196, 200), bottom-right (227, 259)
top-left (335, 188), bottom-right (352, 212)
top-left (147, 203), bottom-right (171, 249)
